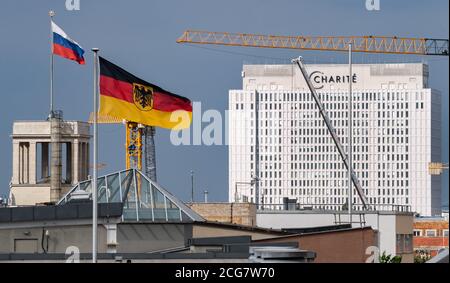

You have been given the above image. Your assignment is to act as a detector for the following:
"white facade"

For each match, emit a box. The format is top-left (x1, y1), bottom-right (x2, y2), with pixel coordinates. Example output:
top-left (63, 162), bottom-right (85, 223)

top-left (228, 63), bottom-right (441, 216)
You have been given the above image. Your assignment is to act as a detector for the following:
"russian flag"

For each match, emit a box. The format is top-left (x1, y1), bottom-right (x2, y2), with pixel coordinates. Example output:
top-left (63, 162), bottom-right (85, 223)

top-left (51, 21), bottom-right (85, 65)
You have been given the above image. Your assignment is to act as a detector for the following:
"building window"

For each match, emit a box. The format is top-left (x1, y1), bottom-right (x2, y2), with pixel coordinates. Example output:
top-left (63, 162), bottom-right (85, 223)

top-left (404, 234), bottom-right (413, 253)
top-left (396, 234), bottom-right (413, 254)
top-left (396, 234), bottom-right (402, 253)
top-left (413, 229), bottom-right (422, 237)
top-left (425, 229), bottom-right (437, 237)
top-left (443, 229), bottom-right (449, 237)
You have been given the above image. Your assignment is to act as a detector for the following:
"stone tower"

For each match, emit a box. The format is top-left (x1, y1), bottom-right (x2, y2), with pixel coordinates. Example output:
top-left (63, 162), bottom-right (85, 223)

top-left (9, 119), bottom-right (90, 206)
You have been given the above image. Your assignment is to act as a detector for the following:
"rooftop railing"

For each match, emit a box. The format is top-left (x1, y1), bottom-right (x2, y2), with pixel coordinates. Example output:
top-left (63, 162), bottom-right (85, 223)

top-left (254, 202), bottom-right (411, 213)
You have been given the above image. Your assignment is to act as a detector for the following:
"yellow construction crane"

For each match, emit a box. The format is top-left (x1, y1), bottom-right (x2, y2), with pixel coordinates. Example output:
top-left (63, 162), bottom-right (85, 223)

top-left (88, 113), bottom-right (145, 173)
top-left (429, 163), bottom-right (449, 175)
top-left (177, 30), bottom-right (449, 56)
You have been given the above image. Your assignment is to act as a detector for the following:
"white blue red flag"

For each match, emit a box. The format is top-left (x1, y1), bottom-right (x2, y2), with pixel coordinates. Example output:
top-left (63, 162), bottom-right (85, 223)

top-left (51, 21), bottom-right (85, 64)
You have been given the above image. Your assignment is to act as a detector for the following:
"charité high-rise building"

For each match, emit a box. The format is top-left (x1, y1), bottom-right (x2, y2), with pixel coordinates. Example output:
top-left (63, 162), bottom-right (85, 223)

top-left (229, 63), bottom-right (442, 216)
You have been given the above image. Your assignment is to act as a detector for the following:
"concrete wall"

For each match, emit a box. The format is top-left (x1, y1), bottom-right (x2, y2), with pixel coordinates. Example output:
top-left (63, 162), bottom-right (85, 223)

top-left (0, 222), bottom-right (188, 254)
top-left (117, 223), bottom-right (188, 253)
top-left (242, 63), bottom-right (427, 92)
top-left (0, 224), bottom-right (107, 253)
top-left (394, 215), bottom-right (414, 262)
top-left (192, 223), bottom-right (285, 241)
top-left (188, 203), bottom-right (256, 226)
top-left (10, 185), bottom-right (72, 206)
top-left (0, 221), bottom-right (286, 255)
top-left (257, 211), bottom-right (335, 229)
top-left (0, 222), bottom-right (189, 254)
top-left (256, 228), bottom-right (376, 263)
top-left (377, 214), bottom-right (396, 257)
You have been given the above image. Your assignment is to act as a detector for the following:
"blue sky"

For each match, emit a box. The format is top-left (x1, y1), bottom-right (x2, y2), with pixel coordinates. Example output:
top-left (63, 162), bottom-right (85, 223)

top-left (0, 0), bottom-right (448, 207)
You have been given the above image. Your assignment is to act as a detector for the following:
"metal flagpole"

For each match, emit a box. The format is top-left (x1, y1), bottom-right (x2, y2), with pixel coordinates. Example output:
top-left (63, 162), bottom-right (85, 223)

top-left (191, 170), bottom-right (194, 203)
top-left (92, 48), bottom-right (100, 263)
top-left (348, 43), bottom-right (353, 224)
top-left (49, 10), bottom-right (55, 117)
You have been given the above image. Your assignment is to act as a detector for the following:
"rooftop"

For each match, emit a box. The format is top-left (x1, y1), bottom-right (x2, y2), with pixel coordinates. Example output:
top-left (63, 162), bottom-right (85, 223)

top-left (414, 216), bottom-right (449, 222)
top-left (57, 168), bottom-right (204, 223)
top-left (12, 120), bottom-right (90, 137)
top-left (256, 206), bottom-right (413, 216)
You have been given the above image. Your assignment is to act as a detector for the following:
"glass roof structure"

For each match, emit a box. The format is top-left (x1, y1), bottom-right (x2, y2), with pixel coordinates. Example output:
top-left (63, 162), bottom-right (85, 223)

top-left (57, 169), bottom-right (204, 222)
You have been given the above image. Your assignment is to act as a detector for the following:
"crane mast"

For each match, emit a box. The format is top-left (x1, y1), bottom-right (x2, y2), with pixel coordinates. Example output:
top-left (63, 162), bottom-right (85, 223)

top-left (143, 126), bottom-right (157, 181)
top-left (125, 123), bottom-right (157, 180)
top-left (89, 114), bottom-right (157, 181)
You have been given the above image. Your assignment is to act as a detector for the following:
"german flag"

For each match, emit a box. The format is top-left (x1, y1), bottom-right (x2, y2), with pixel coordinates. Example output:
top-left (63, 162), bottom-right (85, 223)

top-left (99, 57), bottom-right (192, 129)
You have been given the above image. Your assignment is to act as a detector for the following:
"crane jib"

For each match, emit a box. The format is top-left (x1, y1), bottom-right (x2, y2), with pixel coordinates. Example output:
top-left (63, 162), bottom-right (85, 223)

top-left (177, 31), bottom-right (449, 56)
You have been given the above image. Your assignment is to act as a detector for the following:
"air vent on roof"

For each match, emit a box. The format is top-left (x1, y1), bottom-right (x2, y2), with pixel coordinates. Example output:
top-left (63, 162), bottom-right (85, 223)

top-left (67, 190), bottom-right (91, 203)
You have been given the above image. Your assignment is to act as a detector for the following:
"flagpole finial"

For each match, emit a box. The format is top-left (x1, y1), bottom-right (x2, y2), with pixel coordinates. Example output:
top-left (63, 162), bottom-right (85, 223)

top-left (49, 10), bottom-right (55, 17)
top-left (92, 48), bottom-right (100, 53)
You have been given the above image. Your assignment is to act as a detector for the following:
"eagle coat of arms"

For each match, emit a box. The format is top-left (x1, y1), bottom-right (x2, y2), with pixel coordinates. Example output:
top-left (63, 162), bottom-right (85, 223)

top-left (133, 83), bottom-right (154, 111)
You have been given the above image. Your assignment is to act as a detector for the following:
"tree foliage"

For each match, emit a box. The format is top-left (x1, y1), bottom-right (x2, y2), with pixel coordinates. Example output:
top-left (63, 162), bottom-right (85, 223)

top-left (379, 251), bottom-right (402, 263)
top-left (414, 250), bottom-right (431, 263)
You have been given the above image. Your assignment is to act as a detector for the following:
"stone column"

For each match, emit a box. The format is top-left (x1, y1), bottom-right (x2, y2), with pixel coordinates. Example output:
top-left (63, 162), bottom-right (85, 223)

top-left (19, 142), bottom-right (30, 184)
top-left (11, 141), bottom-right (20, 184)
top-left (50, 117), bottom-right (62, 203)
top-left (80, 142), bottom-right (87, 180)
top-left (29, 142), bottom-right (36, 184)
top-left (72, 140), bottom-right (79, 184)
top-left (86, 142), bottom-right (90, 179)
top-left (19, 143), bottom-right (24, 184)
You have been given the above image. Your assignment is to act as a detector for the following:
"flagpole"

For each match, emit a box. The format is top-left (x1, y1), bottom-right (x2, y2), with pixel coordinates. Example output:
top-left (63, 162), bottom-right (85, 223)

top-left (92, 47), bottom-right (100, 263)
top-left (49, 10), bottom-right (55, 118)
